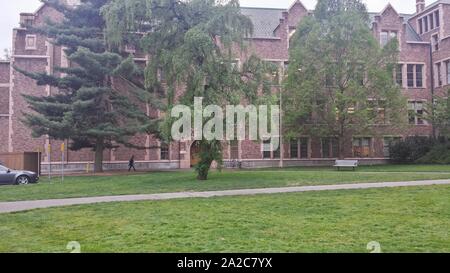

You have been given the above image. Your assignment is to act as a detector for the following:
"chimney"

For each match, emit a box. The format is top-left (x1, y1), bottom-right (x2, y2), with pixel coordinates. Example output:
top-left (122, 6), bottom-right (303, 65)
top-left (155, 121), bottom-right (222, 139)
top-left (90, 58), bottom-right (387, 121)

top-left (416, 0), bottom-right (425, 13)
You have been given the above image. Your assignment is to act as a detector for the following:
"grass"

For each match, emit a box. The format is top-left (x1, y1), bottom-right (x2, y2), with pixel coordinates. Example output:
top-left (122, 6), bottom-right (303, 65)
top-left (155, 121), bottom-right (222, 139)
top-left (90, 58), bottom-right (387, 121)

top-left (1, 165), bottom-right (450, 202)
top-left (1, 185), bottom-right (450, 253)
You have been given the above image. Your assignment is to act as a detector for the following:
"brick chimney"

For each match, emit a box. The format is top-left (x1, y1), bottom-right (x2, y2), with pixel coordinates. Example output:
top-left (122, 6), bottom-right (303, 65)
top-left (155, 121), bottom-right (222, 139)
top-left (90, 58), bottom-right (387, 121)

top-left (416, 0), bottom-right (425, 13)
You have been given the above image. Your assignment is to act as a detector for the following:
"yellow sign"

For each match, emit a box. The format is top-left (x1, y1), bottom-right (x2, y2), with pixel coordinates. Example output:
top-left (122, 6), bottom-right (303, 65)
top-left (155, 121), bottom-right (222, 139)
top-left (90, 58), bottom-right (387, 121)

top-left (48, 144), bottom-right (51, 152)
top-left (61, 143), bottom-right (65, 152)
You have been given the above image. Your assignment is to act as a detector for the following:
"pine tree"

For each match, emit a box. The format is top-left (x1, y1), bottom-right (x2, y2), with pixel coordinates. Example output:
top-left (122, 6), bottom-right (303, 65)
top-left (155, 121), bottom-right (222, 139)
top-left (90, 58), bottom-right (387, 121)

top-left (16, 0), bottom-right (159, 172)
top-left (102, 0), bottom-right (275, 180)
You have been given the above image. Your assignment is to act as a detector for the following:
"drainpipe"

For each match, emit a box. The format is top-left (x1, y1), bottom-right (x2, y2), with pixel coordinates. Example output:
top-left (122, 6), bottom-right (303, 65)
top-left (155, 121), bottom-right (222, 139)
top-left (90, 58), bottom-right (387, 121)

top-left (429, 43), bottom-right (436, 139)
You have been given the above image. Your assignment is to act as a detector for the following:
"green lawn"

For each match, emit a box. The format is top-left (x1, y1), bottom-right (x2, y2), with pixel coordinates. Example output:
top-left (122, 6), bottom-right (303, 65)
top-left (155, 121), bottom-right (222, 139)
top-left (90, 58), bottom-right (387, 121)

top-left (1, 165), bottom-right (450, 202)
top-left (1, 185), bottom-right (450, 253)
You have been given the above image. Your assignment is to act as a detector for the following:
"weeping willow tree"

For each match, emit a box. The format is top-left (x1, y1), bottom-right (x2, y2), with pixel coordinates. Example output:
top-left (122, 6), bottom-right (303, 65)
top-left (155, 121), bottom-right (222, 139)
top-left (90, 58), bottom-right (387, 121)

top-left (102, 0), bottom-right (275, 180)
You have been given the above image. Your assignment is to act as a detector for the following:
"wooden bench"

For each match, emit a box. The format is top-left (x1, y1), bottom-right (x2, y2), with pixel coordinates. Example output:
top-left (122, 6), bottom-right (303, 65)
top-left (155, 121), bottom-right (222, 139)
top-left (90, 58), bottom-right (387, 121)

top-left (334, 160), bottom-right (359, 171)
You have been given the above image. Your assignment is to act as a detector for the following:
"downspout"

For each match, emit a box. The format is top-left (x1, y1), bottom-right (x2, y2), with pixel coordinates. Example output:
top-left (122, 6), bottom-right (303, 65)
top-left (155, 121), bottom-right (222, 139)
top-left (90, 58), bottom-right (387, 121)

top-left (429, 43), bottom-right (436, 139)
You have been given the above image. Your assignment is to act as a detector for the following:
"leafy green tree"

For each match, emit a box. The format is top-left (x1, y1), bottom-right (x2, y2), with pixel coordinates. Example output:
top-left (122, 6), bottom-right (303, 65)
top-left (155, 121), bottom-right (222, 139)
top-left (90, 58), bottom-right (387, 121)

top-left (285, 0), bottom-right (405, 159)
top-left (430, 90), bottom-right (450, 137)
top-left (102, 0), bottom-right (275, 180)
top-left (17, 0), bottom-right (159, 172)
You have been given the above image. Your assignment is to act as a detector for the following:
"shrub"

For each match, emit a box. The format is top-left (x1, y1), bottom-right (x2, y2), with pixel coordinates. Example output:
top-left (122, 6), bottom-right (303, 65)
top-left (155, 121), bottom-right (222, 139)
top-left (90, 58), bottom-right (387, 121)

top-left (389, 136), bottom-right (436, 163)
top-left (416, 144), bottom-right (450, 164)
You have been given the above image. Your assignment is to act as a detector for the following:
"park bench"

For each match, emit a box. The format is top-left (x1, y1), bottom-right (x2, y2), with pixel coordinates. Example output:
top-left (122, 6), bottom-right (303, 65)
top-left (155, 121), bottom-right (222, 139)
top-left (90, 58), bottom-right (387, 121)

top-left (334, 160), bottom-right (359, 171)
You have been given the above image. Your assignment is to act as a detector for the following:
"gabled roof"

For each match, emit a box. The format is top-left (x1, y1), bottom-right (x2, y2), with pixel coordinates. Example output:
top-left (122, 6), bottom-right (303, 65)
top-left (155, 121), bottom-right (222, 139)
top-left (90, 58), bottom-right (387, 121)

top-left (241, 6), bottom-right (421, 42)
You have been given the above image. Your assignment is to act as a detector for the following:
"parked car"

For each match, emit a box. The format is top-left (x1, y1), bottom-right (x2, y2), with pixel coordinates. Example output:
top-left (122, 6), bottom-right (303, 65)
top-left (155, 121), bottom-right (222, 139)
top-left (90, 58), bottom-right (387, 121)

top-left (0, 164), bottom-right (39, 185)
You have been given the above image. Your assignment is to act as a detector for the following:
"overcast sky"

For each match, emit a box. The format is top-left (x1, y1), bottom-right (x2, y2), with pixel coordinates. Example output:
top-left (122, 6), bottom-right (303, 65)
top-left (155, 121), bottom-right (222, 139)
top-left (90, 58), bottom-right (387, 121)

top-left (0, 0), bottom-right (430, 55)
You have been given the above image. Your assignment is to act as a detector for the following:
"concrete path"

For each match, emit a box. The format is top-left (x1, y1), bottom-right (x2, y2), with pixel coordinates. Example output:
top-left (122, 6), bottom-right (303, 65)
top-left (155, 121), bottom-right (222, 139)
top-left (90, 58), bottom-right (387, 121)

top-left (1, 179), bottom-right (450, 214)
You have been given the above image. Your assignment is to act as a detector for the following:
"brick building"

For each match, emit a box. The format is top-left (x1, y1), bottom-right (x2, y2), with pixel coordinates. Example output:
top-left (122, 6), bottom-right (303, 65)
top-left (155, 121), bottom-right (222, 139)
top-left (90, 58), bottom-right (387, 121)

top-left (1, 0), bottom-right (450, 171)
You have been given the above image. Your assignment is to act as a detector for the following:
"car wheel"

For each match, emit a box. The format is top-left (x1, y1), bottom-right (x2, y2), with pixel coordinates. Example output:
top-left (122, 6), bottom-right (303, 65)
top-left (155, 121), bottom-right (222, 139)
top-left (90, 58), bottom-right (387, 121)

top-left (16, 175), bottom-right (30, 185)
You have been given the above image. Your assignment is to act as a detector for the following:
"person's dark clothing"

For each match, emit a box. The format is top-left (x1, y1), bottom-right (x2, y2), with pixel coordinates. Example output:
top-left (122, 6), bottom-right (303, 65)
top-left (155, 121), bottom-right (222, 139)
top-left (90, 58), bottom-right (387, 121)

top-left (128, 157), bottom-right (136, 172)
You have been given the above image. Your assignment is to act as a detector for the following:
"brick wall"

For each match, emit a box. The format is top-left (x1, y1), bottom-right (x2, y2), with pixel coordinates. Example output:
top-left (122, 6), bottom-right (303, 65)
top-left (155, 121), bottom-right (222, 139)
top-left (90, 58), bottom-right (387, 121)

top-left (4, 1), bottom-right (450, 168)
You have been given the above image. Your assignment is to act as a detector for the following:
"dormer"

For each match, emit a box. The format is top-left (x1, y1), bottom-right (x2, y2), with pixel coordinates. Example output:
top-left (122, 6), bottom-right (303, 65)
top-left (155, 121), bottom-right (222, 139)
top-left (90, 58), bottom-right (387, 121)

top-left (20, 13), bottom-right (35, 28)
top-left (373, 4), bottom-right (404, 48)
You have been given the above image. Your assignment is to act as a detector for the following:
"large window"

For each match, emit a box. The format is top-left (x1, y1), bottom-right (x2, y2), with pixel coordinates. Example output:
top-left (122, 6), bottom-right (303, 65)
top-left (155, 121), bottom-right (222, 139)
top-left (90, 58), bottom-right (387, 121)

top-left (289, 138), bottom-right (309, 159)
top-left (321, 138), bottom-right (338, 158)
top-left (353, 137), bottom-right (371, 158)
top-left (408, 101), bottom-right (425, 125)
top-left (407, 64), bottom-right (424, 88)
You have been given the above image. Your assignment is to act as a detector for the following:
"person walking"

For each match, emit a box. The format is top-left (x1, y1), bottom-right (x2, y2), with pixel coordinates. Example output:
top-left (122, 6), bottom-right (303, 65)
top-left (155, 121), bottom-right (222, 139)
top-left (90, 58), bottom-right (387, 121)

top-left (128, 155), bottom-right (136, 172)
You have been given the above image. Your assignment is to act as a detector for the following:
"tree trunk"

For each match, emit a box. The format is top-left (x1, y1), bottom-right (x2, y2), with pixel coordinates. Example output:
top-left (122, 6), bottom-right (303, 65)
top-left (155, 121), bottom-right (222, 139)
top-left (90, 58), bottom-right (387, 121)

top-left (338, 135), bottom-right (345, 160)
top-left (94, 139), bottom-right (104, 173)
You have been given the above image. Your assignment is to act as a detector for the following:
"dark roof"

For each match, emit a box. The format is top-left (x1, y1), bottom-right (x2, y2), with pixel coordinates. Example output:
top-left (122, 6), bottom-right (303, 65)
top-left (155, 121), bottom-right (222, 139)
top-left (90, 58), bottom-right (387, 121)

top-left (241, 7), bottom-right (421, 42)
top-left (240, 7), bottom-right (284, 38)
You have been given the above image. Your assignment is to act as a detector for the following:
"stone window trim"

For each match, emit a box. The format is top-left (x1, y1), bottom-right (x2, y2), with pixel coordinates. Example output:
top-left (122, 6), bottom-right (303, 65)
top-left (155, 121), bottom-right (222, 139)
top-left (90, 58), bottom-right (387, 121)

top-left (25, 34), bottom-right (37, 50)
top-left (401, 62), bottom-right (426, 89)
top-left (417, 9), bottom-right (441, 34)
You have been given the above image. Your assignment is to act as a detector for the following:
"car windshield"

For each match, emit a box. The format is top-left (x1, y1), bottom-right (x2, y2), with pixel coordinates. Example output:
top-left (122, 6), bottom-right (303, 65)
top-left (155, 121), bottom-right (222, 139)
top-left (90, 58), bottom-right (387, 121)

top-left (0, 165), bottom-right (8, 172)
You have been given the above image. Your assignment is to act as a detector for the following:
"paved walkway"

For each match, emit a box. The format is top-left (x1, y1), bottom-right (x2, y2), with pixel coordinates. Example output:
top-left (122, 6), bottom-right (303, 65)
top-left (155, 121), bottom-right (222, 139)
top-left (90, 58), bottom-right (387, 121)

top-left (1, 179), bottom-right (450, 214)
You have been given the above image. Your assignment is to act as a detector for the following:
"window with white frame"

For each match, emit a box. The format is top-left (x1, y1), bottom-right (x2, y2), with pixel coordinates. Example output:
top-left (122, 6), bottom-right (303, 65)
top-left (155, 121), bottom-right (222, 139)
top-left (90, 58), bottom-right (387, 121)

top-left (25, 35), bottom-right (37, 50)
top-left (407, 64), bottom-right (424, 88)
